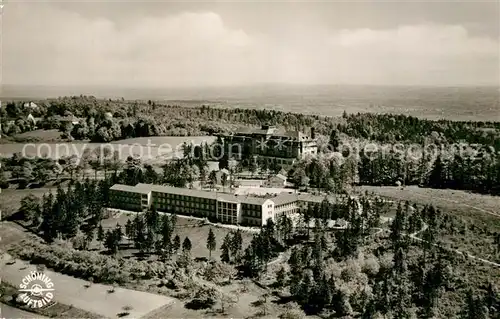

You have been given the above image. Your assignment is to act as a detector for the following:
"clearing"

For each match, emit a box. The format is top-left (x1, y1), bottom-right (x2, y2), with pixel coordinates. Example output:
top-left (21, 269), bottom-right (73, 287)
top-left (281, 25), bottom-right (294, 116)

top-left (359, 186), bottom-right (500, 227)
top-left (0, 187), bottom-right (52, 217)
top-left (0, 252), bottom-right (175, 319)
top-left (0, 222), bottom-right (175, 319)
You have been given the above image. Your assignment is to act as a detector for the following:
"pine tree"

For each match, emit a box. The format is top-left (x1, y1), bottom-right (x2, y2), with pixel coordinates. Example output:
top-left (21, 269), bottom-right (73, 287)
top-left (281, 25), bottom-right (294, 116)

top-left (125, 219), bottom-right (134, 241)
top-left (114, 224), bottom-right (123, 243)
top-left (220, 234), bottom-right (231, 263)
top-left (182, 236), bottom-right (192, 253)
top-left (145, 206), bottom-right (160, 233)
top-left (461, 289), bottom-right (489, 319)
top-left (329, 128), bottom-right (340, 152)
top-left (428, 155), bottom-right (446, 188)
top-left (133, 214), bottom-right (147, 252)
top-left (172, 234), bottom-right (181, 253)
top-left (161, 214), bottom-right (173, 256)
top-left (207, 228), bottom-right (216, 259)
top-left (230, 229), bottom-right (243, 262)
top-left (276, 267), bottom-right (287, 287)
top-left (97, 223), bottom-right (104, 242)
top-left (297, 270), bottom-right (313, 304)
top-left (104, 230), bottom-right (119, 254)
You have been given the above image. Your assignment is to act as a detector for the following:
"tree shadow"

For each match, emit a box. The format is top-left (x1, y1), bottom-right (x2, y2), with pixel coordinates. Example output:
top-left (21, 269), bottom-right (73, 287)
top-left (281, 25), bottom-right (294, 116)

top-left (184, 298), bottom-right (215, 310)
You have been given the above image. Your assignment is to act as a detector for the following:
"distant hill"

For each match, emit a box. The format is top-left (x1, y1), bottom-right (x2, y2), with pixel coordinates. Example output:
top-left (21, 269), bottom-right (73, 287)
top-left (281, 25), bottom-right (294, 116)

top-left (2, 84), bottom-right (499, 121)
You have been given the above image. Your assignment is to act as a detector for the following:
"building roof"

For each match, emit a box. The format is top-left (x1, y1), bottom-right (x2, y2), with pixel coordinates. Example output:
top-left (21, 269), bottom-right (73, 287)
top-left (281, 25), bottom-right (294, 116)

top-left (109, 183), bottom-right (347, 207)
top-left (231, 125), bottom-right (312, 142)
top-left (134, 183), bottom-right (155, 194)
top-left (149, 184), bottom-right (216, 200)
top-left (237, 195), bottom-right (269, 205)
top-left (23, 102), bottom-right (38, 108)
top-left (110, 184), bottom-right (149, 193)
top-left (271, 193), bottom-right (299, 206)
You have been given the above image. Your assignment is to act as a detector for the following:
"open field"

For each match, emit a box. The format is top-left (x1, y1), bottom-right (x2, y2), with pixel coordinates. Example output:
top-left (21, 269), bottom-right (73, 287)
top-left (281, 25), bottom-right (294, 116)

top-left (1, 282), bottom-right (101, 319)
top-left (0, 135), bottom-right (215, 161)
top-left (0, 222), bottom-right (40, 250)
top-left (13, 129), bottom-right (63, 141)
top-left (0, 187), bottom-right (54, 217)
top-left (101, 212), bottom-right (255, 260)
top-left (0, 220), bottom-right (287, 319)
top-left (360, 185), bottom-right (500, 263)
top-left (359, 185), bottom-right (500, 228)
top-left (0, 251), bottom-right (175, 319)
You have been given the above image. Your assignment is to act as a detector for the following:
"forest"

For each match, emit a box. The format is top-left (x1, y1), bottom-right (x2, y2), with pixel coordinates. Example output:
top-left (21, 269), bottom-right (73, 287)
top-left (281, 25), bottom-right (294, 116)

top-left (2, 96), bottom-right (499, 148)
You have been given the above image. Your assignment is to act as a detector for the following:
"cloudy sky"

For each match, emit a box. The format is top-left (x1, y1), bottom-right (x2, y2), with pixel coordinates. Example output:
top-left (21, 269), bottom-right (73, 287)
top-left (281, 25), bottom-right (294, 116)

top-left (3, 0), bottom-right (499, 87)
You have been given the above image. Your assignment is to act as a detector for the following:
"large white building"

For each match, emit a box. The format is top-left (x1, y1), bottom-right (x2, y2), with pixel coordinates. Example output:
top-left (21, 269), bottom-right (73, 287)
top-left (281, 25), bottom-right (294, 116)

top-left (219, 125), bottom-right (318, 168)
top-left (109, 183), bottom-right (347, 226)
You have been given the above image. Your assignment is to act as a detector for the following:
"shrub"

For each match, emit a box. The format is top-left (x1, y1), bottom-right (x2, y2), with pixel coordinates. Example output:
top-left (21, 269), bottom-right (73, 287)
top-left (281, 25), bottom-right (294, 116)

top-left (10, 239), bottom-right (174, 285)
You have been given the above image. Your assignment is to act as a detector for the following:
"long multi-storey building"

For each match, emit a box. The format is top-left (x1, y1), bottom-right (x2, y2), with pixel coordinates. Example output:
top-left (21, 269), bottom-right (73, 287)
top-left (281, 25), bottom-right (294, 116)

top-left (109, 183), bottom-right (347, 226)
top-left (109, 184), bottom-right (151, 212)
top-left (218, 125), bottom-right (318, 167)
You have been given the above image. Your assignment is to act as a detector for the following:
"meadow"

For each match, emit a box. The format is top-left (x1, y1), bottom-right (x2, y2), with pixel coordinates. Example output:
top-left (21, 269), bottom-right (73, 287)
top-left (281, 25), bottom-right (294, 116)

top-left (101, 212), bottom-right (254, 260)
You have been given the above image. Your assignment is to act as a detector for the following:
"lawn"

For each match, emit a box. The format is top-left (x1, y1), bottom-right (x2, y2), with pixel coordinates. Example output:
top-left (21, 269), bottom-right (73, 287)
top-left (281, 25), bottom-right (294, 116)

top-left (0, 187), bottom-right (54, 218)
top-left (13, 129), bottom-right (63, 141)
top-left (0, 222), bottom-right (40, 250)
top-left (101, 212), bottom-right (255, 260)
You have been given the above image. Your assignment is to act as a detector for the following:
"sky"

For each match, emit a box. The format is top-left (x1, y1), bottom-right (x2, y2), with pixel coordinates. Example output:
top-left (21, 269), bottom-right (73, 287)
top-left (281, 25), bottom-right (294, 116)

top-left (2, 0), bottom-right (499, 87)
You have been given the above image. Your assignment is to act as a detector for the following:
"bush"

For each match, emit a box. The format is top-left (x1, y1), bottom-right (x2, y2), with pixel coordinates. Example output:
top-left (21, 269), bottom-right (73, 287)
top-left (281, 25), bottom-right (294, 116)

top-left (10, 239), bottom-right (174, 285)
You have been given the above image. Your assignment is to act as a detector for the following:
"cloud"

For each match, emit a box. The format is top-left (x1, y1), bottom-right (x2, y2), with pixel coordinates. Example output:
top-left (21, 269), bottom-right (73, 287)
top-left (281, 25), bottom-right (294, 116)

top-left (3, 4), bottom-right (499, 87)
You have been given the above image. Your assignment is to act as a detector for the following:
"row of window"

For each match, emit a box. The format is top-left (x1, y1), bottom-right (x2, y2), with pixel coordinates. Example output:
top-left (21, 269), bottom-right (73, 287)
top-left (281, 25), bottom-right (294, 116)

top-left (153, 192), bottom-right (214, 204)
top-left (155, 198), bottom-right (215, 209)
top-left (110, 191), bottom-right (140, 198)
top-left (111, 196), bottom-right (140, 204)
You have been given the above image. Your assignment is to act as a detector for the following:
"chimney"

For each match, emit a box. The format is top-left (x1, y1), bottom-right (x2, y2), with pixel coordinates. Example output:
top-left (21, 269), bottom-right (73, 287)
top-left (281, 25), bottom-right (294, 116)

top-left (310, 127), bottom-right (316, 139)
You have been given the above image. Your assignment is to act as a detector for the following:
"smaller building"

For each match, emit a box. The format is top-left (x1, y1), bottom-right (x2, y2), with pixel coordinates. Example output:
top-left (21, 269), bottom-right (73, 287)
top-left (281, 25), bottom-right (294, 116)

top-left (23, 102), bottom-right (38, 109)
top-left (266, 173), bottom-right (287, 187)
